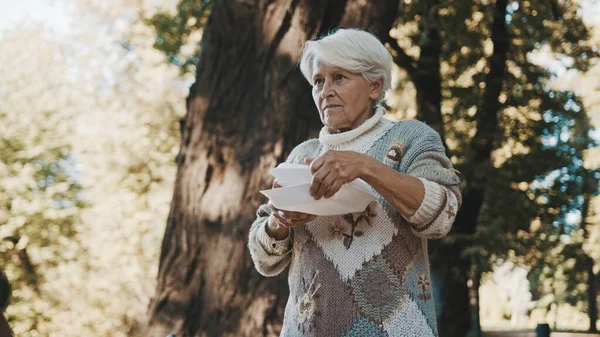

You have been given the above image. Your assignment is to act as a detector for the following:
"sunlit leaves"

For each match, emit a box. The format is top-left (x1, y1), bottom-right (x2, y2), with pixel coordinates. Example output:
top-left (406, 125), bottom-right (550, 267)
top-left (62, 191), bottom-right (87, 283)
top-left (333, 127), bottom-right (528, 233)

top-left (0, 0), bottom-right (191, 335)
top-left (144, 0), bottom-right (213, 74)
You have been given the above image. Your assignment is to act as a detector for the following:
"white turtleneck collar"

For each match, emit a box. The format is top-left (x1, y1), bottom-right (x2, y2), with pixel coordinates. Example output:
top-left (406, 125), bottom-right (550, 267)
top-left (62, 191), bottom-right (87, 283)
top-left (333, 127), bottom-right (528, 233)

top-left (318, 106), bottom-right (394, 153)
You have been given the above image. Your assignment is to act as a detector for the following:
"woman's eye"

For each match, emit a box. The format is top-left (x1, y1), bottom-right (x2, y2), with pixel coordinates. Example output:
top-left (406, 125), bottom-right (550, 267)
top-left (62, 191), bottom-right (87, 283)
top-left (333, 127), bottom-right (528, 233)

top-left (334, 74), bottom-right (346, 81)
top-left (314, 79), bottom-right (323, 86)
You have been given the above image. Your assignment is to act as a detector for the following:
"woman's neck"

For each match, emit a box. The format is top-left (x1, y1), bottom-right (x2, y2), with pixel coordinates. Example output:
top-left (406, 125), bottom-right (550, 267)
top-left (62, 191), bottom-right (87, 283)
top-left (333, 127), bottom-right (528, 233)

top-left (327, 106), bottom-right (376, 134)
top-left (319, 106), bottom-right (387, 149)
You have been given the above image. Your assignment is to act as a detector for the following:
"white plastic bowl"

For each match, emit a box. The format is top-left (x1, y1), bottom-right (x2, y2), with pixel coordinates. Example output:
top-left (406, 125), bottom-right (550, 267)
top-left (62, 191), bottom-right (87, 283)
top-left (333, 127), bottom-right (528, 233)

top-left (260, 183), bottom-right (375, 216)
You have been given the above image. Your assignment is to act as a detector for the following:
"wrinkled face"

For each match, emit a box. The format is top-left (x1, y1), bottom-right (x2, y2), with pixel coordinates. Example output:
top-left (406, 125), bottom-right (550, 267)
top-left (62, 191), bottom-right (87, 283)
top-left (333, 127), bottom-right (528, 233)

top-left (311, 61), bottom-right (383, 132)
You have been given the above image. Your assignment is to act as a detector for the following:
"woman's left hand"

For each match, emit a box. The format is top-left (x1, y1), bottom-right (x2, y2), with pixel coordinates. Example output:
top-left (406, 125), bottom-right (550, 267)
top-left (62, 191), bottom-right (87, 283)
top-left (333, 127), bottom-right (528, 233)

top-left (305, 150), bottom-right (372, 200)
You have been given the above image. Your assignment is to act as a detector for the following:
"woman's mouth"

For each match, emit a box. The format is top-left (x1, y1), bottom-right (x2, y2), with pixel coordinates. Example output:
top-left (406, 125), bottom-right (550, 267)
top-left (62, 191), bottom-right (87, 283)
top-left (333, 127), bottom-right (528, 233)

top-left (324, 105), bottom-right (341, 111)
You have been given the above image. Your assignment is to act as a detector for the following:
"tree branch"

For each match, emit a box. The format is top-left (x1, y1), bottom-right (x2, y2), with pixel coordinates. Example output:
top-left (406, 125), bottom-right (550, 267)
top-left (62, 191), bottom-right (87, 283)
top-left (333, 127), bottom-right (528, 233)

top-left (471, 0), bottom-right (509, 162)
top-left (549, 0), bottom-right (563, 20)
top-left (0, 268), bottom-right (10, 311)
top-left (386, 36), bottom-right (417, 81)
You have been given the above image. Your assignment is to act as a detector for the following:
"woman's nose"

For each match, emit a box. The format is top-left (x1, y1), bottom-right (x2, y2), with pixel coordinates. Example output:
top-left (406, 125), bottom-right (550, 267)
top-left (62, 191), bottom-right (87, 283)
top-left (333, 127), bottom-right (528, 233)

top-left (320, 80), bottom-right (335, 98)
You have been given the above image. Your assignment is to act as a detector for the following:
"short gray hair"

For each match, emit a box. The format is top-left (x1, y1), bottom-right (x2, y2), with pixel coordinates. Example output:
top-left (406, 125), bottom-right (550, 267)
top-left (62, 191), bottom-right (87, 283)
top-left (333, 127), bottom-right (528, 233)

top-left (299, 28), bottom-right (393, 103)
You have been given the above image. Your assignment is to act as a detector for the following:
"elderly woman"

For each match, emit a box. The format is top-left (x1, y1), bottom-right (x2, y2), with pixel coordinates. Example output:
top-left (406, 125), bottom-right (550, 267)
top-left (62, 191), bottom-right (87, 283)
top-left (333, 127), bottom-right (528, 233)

top-left (248, 28), bottom-right (461, 337)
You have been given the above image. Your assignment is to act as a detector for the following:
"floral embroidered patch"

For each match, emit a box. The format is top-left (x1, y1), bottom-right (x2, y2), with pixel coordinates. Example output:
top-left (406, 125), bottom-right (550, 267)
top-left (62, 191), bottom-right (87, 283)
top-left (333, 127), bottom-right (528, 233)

top-left (446, 205), bottom-right (456, 219)
top-left (296, 270), bottom-right (321, 334)
top-left (339, 203), bottom-right (378, 249)
top-left (417, 274), bottom-right (432, 301)
top-left (385, 141), bottom-right (407, 166)
top-left (328, 219), bottom-right (349, 240)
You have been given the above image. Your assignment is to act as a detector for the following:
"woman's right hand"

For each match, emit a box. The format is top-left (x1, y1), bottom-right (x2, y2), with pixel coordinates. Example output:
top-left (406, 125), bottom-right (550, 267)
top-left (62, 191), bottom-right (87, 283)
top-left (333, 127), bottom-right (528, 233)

top-left (265, 180), bottom-right (317, 240)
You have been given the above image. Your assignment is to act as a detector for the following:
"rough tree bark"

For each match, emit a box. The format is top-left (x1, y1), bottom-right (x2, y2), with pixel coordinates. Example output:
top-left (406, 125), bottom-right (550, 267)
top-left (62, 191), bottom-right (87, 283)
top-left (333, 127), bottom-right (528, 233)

top-left (144, 1), bottom-right (399, 336)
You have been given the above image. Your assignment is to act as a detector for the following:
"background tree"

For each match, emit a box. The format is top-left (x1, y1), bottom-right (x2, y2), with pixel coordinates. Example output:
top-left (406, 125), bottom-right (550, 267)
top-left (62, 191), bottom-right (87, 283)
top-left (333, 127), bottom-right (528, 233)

top-left (0, 1), bottom-right (191, 335)
top-left (146, 0), bottom-right (598, 336)
top-left (392, 1), bottom-right (597, 334)
top-left (1, 0), bottom-right (599, 336)
top-left (144, 1), bottom-right (400, 336)
top-left (69, 2), bottom-right (190, 334)
top-left (0, 26), bottom-right (86, 335)
top-left (0, 268), bottom-right (11, 336)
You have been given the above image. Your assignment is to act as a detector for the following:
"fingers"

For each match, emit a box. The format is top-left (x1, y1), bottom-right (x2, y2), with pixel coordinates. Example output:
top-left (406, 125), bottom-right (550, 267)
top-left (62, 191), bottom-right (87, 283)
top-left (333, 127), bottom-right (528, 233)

top-left (324, 180), bottom-right (345, 199)
top-left (307, 151), bottom-right (347, 199)
top-left (272, 212), bottom-right (295, 228)
top-left (273, 212), bottom-right (313, 228)
top-left (269, 201), bottom-right (316, 227)
top-left (269, 202), bottom-right (294, 224)
top-left (273, 179), bottom-right (282, 189)
top-left (282, 210), bottom-right (316, 223)
top-left (306, 213), bottom-right (318, 222)
top-left (309, 167), bottom-right (331, 199)
top-left (313, 172), bottom-right (337, 200)
top-left (285, 210), bottom-right (311, 220)
top-left (308, 154), bottom-right (325, 174)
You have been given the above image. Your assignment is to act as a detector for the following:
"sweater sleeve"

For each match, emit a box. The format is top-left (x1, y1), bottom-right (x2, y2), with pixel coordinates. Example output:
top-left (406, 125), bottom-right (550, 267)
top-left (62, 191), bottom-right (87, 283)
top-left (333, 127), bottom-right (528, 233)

top-left (248, 204), bottom-right (292, 276)
top-left (403, 178), bottom-right (459, 239)
top-left (247, 140), bottom-right (320, 276)
top-left (397, 122), bottom-right (462, 239)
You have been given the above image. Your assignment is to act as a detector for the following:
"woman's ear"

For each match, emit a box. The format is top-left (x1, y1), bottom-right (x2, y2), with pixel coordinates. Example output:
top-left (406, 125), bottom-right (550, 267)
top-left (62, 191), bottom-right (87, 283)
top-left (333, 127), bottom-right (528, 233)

top-left (369, 78), bottom-right (384, 100)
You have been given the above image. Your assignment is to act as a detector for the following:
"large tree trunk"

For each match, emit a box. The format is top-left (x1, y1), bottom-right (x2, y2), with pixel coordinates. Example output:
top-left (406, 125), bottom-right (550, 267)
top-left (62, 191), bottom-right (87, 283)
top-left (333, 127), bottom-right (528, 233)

top-left (0, 314), bottom-right (12, 337)
top-left (0, 269), bottom-right (12, 337)
top-left (582, 161), bottom-right (598, 332)
top-left (586, 255), bottom-right (598, 332)
top-left (468, 262), bottom-right (482, 337)
top-left (144, 1), bottom-right (399, 336)
top-left (434, 0), bottom-right (509, 336)
top-left (414, 27), bottom-right (444, 140)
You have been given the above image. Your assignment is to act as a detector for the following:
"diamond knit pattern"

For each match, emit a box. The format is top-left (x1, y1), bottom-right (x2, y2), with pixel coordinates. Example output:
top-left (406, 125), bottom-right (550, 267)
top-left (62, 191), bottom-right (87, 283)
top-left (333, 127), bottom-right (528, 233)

top-left (249, 113), bottom-right (462, 336)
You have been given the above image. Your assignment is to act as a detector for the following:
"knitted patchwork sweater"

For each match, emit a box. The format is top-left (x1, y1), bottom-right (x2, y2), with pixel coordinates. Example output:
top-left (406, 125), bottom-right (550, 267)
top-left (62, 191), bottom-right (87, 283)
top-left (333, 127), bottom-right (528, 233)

top-left (248, 108), bottom-right (462, 337)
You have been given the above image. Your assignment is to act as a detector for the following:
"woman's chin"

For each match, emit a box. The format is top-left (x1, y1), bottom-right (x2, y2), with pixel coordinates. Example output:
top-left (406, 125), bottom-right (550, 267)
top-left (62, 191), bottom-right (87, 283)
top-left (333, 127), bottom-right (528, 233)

top-left (324, 121), bottom-right (341, 132)
top-left (324, 116), bottom-right (347, 131)
top-left (326, 123), bottom-right (351, 133)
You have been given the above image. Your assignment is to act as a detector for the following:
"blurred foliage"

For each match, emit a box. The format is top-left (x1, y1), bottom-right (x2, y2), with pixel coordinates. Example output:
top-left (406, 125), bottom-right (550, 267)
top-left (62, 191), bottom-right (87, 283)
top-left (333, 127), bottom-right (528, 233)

top-left (144, 0), bottom-right (213, 74)
top-left (0, 0), bottom-right (191, 335)
top-left (480, 260), bottom-right (596, 330)
top-left (475, 6), bottom-right (600, 330)
top-left (385, 0), bottom-right (600, 329)
top-left (582, 23), bottom-right (600, 273)
top-left (147, 0), bottom-right (600, 332)
top-left (480, 262), bottom-right (536, 328)
top-left (0, 27), bottom-right (87, 335)
top-left (1, 0), bottom-right (600, 335)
